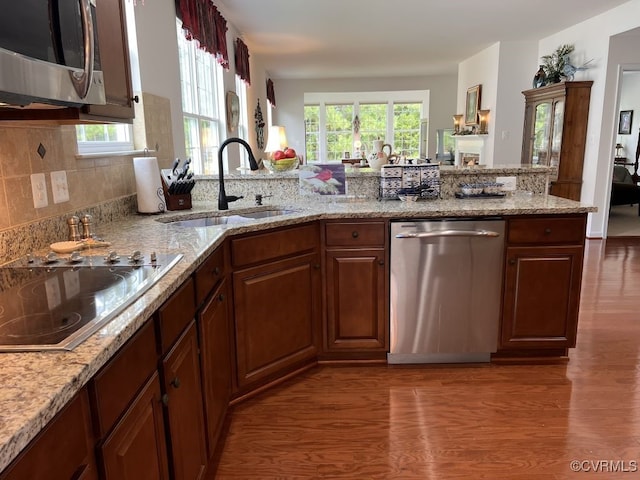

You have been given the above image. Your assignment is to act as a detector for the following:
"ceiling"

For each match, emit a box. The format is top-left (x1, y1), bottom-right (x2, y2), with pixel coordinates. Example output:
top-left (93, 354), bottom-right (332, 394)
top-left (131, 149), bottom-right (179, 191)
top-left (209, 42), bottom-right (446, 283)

top-left (216, 0), bottom-right (631, 80)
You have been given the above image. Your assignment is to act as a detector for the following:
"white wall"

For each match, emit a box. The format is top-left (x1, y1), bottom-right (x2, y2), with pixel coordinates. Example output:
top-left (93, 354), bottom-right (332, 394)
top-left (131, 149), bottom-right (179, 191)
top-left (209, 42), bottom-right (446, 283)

top-left (537, 0), bottom-right (640, 238)
top-left (494, 41), bottom-right (539, 165)
top-left (457, 43), bottom-right (500, 166)
top-left (272, 75), bottom-right (457, 161)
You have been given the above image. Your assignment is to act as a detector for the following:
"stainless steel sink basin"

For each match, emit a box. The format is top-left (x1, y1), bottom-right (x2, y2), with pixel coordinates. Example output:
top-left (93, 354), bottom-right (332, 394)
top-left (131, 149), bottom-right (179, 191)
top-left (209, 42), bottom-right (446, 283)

top-left (238, 209), bottom-right (297, 219)
top-left (160, 208), bottom-right (298, 227)
top-left (168, 215), bottom-right (250, 227)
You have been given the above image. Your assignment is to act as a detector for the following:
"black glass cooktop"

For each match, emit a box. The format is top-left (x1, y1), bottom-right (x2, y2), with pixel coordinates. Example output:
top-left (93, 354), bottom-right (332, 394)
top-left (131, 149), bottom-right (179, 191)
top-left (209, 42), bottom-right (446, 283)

top-left (0, 252), bottom-right (182, 352)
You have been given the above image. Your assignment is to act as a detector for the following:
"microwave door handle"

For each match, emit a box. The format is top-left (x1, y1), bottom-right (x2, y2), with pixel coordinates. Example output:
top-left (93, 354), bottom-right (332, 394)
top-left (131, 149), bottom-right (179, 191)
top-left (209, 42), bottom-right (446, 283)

top-left (395, 230), bottom-right (501, 239)
top-left (69, 0), bottom-right (95, 99)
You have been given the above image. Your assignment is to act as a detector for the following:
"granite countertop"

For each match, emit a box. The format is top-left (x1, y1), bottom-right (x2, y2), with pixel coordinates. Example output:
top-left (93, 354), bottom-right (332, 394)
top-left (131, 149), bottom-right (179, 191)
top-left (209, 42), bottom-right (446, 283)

top-left (0, 194), bottom-right (595, 472)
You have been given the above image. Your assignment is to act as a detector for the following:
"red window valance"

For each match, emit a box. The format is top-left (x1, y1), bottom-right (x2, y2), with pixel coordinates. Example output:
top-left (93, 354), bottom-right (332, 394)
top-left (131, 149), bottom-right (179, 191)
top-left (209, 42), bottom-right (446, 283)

top-left (176, 0), bottom-right (229, 69)
top-left (235, 38), bottom-right (251, 85)
top-left (266, 78), bottom-right (276, 107)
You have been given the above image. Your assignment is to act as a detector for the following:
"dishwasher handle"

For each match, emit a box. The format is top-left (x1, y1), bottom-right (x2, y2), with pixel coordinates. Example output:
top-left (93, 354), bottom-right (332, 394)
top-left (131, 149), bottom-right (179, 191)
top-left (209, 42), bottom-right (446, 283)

top-left (395, 229), bottom-right (501, 239)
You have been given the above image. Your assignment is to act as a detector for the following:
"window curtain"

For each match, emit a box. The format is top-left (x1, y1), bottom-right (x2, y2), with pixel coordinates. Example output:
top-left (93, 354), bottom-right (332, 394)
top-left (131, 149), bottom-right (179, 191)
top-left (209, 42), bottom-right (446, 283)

top-left (176, 0), bottom-right (229, 69)
top-left (235, 38), bottom-right (251, 85)
top-left (266, 78), bottom-right (276, 107)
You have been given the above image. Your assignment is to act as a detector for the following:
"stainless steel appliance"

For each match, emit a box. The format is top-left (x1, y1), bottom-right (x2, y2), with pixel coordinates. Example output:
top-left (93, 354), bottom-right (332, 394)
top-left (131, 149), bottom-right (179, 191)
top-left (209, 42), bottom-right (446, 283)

top-left (0, 251), bottom-right (182, 352)
top-left (0, 0), bottom-right (105, 107)
top-left (388, 219), bottom-right (505, 364)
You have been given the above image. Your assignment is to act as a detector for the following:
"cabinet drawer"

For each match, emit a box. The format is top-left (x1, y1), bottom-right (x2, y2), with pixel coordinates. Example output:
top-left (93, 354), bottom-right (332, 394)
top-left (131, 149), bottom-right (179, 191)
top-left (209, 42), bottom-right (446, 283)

top-left (325, 221), bottom-right (386, 247)
top-left (195, 243), bottom-right (227, 306)
top-left (90, 320), bottom-right (157, 438)
top-left (157, 277), bottom-right (196, 354)
top-left (507, 216), bottom-right (586, 245)
top-left (231, 223), bottom-right (318, 267)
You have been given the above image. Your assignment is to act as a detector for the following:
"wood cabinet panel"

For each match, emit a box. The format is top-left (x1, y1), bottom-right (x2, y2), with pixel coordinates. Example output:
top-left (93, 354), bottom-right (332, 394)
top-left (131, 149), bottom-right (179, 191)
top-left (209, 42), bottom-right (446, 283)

top-left (233, 253), bottom-right (320, 389)
top-left (161, 320), bottom-right (208, 480)
top-left (157, 278), bottom-right (196, 355)
top-left (86, 0), bottom-right (134, 120)
top-left (231, 223), bottom-right (318, 267)
top-left (100, 372), bottom-right (169, 480)
top-left (0, 389), bottom-right (97, 480)
top-left (325, 222), bottom-right (385, 247)
top-left (324, 249), bottom-right (387, 351)
top-left (198, 280), bottom-right (232, 459)
top-left (90, 320), bottom-right (157, 437)
top-left (501, 245), bottom-right (583, 349)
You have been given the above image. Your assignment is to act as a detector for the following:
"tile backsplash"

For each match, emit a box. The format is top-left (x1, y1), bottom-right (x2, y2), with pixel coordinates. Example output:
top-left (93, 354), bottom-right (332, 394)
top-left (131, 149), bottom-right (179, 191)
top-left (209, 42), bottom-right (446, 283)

top-left (0, 92), bottom-right (175, 264)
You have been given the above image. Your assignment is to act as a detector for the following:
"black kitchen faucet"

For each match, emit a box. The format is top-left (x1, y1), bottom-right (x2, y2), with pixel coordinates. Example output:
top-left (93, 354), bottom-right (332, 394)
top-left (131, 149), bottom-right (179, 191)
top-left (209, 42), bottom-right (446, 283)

top-left (217, 137), bottom-right (260, 210)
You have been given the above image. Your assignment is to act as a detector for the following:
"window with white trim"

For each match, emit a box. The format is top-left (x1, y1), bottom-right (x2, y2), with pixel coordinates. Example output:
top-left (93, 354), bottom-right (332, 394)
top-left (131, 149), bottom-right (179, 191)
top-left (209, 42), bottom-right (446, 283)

top-left (304, 91), bottom-right (428, 163)
top-left (177, 18), bottom-right (224, 174)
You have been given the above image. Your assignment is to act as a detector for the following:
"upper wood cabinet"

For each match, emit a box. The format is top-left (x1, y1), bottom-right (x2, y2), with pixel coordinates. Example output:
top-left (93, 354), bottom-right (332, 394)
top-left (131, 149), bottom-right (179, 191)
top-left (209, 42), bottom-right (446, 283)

top-left (521, 81), bottom-right (592, 201)
top-left (0, 0), bottom-right (134, 124)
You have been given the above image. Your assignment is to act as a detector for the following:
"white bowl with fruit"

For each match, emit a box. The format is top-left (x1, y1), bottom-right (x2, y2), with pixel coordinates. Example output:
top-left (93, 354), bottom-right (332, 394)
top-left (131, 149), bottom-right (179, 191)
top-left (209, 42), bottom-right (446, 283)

top-left (263, 148), bottom-right (299, 173)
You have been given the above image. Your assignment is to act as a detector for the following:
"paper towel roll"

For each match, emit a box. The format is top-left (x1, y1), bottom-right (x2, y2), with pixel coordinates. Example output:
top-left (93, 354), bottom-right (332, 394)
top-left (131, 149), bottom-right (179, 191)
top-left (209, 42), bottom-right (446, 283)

top-left (133, 157), bottom-right (166, 213)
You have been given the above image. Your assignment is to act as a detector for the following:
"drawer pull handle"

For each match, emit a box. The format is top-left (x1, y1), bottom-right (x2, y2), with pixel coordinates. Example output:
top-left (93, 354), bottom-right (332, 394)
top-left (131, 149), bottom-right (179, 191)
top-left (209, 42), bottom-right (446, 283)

top-left (544, 228), bottom-right (552, 235)
top-left (219, 293), bottom-right (225, 302)
top-left (509, 258), bottom-right (516, 265)
top-left (170, 377), bottom-right (181, 389)
top-left (161, 393), bottom-right (169, 406)
top-left (314, 264), bottom-right (320, 269)
top-left (352, 231), bottom-right (359, 238)
top-left (378, 259), bottom-right (384, 266)
top-left (213, 266), bottom-right (221, 275)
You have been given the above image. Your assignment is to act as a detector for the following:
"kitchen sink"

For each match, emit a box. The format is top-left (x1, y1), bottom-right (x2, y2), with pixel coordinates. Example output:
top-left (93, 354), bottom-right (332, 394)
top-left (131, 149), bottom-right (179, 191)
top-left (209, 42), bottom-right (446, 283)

top-left (236, 209), bottom-right (297, 219)
top-left (159, 208), bottom-right (298, 227)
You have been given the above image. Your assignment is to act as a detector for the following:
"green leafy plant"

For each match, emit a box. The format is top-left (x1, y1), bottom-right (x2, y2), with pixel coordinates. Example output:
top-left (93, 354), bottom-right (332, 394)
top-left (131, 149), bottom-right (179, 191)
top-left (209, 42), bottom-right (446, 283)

top-left (541, 44), bottom-right (575, 83)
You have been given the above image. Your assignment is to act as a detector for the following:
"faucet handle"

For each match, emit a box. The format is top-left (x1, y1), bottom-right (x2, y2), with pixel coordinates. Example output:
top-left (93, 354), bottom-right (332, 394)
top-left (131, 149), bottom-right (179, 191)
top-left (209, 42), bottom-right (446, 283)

top-left (255, 194), bottom-right (272, 206)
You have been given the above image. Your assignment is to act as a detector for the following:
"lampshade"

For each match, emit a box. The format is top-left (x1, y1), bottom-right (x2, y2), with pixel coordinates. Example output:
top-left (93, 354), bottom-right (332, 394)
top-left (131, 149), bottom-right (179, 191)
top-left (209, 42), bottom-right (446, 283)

top-left (265, 125), bottom-right (288, 152)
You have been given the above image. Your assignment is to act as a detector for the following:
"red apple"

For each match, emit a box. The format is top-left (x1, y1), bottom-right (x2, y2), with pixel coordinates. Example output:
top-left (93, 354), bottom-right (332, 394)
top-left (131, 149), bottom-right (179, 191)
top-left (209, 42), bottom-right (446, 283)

top-left (273, 150), bottom-right (286, 160)
top-left (284, 147), bottom-right (297, 159)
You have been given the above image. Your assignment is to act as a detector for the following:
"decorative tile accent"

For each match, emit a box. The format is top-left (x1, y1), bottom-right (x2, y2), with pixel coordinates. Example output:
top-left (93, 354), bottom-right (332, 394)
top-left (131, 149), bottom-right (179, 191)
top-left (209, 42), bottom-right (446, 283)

top-left (37, 143), bottom-right (46, 159)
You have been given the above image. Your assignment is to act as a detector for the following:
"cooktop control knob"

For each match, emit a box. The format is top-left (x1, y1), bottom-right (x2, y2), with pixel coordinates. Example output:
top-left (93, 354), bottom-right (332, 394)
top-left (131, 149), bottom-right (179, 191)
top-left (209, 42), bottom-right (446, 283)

top-left (150, 252), bottom-right (157, 263)
top-left (129, 250), bottom-right (144, 263)
top-left (43, 252), bottom-right (59, 264)
top-left (104, 251), bottom-right (120, 263)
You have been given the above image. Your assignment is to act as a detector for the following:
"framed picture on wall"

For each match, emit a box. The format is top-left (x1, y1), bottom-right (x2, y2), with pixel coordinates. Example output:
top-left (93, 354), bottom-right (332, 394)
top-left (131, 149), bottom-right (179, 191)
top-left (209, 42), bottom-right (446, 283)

top-left (619, 110), bottom-right (633, 135)
top-left (465, 85), bottom-right (481, 126)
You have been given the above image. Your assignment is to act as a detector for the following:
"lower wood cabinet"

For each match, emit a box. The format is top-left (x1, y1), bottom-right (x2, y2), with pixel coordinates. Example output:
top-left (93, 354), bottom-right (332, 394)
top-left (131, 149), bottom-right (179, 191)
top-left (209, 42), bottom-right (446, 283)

top-left (500, 245), bottom-right (583, 349)
top-left (233, 252), bottom-right (320, 390)
top-left (322, 220), bottom-right (388, 359)
top-left (497, 214), bottom-right (587, 359)
top-left (0, 389), bottom-right (97, 480)
top-left (161, 320), bottom-right (208, 480)
top-left (100, 372), bottom-right (169, 480)
top-left (198, 279), bottom-right (233, 459)
top-left (324, 248), bottom-right (387, 353)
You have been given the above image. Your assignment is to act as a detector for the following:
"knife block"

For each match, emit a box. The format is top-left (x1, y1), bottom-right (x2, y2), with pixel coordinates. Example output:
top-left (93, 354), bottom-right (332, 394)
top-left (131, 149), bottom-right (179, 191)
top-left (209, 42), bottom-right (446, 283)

top-left (161, 174), bottom-right (192, 211)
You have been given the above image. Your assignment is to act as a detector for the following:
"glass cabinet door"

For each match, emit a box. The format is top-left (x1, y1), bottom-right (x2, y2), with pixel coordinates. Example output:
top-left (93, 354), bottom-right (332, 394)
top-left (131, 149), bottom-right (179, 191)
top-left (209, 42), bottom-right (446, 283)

top-left (531, 102), bottom-right (551, 165)
top-left (549, 100), bottom-right (564, 168)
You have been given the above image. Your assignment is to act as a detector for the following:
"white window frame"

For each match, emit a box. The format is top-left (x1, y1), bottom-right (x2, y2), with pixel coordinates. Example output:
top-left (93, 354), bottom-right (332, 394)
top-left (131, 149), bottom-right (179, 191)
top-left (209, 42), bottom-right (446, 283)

top-left (177, 18), bottom-right (225, 175)
top-left (304, 90), bottom-right (429, 162)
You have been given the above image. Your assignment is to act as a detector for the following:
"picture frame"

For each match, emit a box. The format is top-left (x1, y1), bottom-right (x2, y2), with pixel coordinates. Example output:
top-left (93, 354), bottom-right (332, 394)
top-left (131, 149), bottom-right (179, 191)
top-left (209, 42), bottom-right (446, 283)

top-left (618, 110), bottom-right (633, 135)
top-left (465, 85), bottom-right (481, 126)
top-left (226, 91), bottom-right (240, 133)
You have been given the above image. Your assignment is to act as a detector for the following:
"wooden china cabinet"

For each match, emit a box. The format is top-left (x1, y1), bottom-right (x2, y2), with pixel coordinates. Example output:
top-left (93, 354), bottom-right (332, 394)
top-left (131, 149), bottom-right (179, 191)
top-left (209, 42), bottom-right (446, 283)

top-left (521, 81), bottom-right (592, 201)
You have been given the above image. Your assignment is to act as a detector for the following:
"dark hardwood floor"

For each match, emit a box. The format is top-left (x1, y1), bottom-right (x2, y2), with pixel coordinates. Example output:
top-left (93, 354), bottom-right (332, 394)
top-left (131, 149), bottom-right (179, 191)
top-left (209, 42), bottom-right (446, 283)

top-left (213, 238), bottom-right (640, 479)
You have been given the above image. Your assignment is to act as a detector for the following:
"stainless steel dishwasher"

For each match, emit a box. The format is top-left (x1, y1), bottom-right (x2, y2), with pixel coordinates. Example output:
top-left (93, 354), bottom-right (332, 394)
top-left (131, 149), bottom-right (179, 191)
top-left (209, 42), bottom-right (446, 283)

top-left (388, 218), bottom-right (505, 364)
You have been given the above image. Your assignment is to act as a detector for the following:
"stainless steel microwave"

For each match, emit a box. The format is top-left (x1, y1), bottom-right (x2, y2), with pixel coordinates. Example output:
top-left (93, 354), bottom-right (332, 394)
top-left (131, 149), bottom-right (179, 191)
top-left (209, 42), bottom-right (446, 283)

top-left (0, 0), bottom-right (106, 107)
